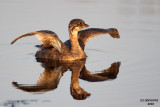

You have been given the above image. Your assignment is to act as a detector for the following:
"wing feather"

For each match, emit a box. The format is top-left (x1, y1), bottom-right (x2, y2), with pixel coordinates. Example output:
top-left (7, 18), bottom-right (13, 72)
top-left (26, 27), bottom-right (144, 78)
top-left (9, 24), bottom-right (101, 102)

top-left (78, 28), bottom-right (120, 45)
top-left (11, 30), bottom-right (62, 53)
top-left (64, 28), bottom-right (120, 50)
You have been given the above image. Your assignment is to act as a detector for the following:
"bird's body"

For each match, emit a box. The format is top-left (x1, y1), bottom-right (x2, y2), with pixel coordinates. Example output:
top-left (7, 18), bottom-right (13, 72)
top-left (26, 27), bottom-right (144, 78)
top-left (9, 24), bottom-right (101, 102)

top-left (11, 19), bottom-right (120, 61)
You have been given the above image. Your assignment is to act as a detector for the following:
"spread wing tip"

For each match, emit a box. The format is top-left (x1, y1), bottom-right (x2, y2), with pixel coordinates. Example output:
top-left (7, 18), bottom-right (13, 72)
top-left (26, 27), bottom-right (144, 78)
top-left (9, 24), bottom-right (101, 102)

top-left (11, 40), bottom-right (15, 45)
top-left (109, 28), bottom-right (120, 39)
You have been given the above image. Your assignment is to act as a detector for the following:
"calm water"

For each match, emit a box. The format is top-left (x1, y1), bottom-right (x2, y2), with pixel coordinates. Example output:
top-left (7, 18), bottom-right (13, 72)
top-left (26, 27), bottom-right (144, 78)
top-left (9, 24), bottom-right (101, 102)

top-left (0, 0), bottom-right (160, 107)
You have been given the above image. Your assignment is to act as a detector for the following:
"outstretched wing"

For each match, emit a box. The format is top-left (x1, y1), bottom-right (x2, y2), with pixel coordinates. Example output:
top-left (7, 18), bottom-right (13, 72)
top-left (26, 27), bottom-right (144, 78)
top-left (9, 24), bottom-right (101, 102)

top-left (11, 30), bottom-right (62, 53)
top-left (36, 31), bottom-right (62, 52)
top-left (78, 28), bottom-right (120, 46)
top-left (64, 28), bottom-right (120, 50)
top-left (11, 32), bottom-right (37, 44)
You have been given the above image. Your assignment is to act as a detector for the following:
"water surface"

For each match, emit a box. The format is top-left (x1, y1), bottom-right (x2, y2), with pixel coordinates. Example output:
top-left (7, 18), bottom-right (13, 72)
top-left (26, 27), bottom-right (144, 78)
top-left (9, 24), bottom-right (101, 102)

top-left (0, 0), bottom-right (160, 107)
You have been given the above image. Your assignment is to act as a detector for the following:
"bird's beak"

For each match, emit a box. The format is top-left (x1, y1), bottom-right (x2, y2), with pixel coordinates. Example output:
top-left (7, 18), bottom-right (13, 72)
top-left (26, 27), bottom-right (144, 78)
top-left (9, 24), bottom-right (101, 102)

top-left (84, 24), bottom-right (89, 28)
top-left (79, 24), bottom-right (89, 30)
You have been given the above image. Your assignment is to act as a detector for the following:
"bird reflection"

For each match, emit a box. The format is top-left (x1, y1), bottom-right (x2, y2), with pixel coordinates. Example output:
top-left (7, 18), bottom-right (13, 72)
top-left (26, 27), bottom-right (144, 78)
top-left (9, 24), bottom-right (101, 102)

top-left (12, 58), bottom-right (121, 100)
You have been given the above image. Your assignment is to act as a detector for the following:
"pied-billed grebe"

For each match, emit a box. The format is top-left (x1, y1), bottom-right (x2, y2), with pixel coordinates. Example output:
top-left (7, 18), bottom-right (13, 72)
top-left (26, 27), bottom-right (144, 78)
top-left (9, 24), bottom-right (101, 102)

top-left (11, 19), bottom-right (120, 61)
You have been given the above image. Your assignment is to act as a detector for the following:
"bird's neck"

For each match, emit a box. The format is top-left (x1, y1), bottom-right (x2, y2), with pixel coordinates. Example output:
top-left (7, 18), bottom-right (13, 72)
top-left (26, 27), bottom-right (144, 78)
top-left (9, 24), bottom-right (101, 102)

top-left (69, 30), bottom-right (86, 59)
top-left (70, 30), bottom-right (78, 50)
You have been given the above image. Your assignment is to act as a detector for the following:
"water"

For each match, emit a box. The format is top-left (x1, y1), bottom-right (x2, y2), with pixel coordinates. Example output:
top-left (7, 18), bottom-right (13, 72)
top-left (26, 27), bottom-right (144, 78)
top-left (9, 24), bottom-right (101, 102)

top-left (0, 0), bottom-right (160, 107)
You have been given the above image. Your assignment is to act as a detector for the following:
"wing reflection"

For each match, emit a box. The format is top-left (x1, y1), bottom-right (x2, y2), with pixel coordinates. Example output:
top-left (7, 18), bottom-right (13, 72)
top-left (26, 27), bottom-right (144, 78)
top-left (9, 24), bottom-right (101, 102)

top-left (13, 66), bottom-right (63, 93)
top-left (80, 62), bottom-right (121, 82)
top-left (12, 58), bottom-right (121, 100)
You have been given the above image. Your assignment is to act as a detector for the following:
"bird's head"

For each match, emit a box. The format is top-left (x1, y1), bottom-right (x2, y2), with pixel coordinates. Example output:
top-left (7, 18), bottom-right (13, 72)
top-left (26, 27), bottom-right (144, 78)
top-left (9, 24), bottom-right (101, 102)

top-left (69, 19), bottom-right (89, 33)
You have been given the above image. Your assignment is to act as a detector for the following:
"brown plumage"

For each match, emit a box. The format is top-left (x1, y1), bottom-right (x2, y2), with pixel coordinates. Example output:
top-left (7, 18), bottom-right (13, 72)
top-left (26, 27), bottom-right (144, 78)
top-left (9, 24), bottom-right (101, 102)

top-left (11, 19), bottom-right (120, 61)
top-left (11, 31), bottom-right (62, 52)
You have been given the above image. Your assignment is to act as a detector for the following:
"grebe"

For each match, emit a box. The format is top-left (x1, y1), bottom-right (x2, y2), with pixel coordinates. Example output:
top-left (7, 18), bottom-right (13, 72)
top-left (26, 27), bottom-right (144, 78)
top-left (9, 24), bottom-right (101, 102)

top-left (11, 19), bottom-right (120, 61)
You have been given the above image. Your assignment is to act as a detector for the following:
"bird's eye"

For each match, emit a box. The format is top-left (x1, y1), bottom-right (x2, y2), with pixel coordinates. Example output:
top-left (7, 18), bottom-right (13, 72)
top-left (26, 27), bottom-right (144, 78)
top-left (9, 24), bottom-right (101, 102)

top-left (79, 22), bottom-right (82, 25)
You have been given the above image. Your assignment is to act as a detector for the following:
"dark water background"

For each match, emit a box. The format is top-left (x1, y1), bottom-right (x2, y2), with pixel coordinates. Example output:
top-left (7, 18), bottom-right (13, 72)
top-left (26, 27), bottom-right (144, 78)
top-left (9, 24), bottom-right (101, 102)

top-left (0, 0), bottom-right (160, 107)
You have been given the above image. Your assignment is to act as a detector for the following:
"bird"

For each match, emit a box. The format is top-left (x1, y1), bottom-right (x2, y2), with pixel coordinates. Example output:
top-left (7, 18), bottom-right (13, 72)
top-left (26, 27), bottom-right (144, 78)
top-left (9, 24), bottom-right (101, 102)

top-left (11, 19), bottom-right (120, 61)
